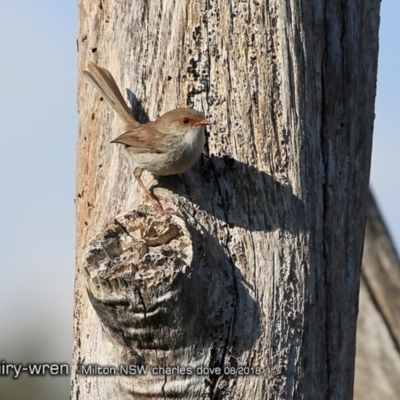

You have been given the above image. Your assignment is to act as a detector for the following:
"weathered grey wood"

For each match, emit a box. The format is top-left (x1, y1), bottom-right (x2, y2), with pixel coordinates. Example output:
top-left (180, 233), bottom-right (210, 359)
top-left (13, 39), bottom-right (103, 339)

top-left (354, 193), bottom-right (400, 400)
top-left (72, 1), bottom-right (380, 398)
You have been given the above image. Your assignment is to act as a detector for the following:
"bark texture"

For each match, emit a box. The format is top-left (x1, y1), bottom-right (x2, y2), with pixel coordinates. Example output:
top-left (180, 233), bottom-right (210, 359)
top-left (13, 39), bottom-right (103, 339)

top-left (73, 1), bottom-right (380, 398)
top-left (354, 193), bottom-right (400, 400)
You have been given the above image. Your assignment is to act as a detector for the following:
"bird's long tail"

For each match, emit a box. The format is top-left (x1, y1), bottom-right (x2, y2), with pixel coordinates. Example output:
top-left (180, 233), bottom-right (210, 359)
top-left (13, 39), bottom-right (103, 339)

top-left (83, 62), bottom-right (139, 126)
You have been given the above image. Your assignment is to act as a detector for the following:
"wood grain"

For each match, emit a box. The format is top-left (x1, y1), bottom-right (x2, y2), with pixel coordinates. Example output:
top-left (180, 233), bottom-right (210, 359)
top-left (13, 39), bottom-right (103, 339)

top-left (73, 1), bottom-right (380, 398)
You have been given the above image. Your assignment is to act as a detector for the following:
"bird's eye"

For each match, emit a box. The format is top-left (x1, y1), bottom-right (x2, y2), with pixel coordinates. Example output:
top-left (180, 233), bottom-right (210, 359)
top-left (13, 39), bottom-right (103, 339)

top-left (182, 118), bottom-right (190, 124)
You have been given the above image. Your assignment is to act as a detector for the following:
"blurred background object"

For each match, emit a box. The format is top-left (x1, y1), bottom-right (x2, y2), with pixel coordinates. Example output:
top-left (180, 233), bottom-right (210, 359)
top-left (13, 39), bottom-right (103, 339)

top-left (354, 193), bottom-right (400, 400)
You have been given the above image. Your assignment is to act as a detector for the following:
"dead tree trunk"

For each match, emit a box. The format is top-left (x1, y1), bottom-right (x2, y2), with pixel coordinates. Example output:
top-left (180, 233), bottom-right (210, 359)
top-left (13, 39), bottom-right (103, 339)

top-left (72, 1), bottom-right (380, 398)
top-left (354, 192), bottom-right (400, 400)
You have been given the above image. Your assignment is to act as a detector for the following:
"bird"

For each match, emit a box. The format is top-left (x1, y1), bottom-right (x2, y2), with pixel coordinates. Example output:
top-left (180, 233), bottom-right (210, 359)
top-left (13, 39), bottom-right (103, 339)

top-left (83, 62), bottom-right (211, 211)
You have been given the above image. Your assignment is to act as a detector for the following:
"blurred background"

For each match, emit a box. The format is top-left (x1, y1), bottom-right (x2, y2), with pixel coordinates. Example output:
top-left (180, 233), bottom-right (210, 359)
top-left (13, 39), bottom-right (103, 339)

top-left (0, 1), bottom-right (398, 398)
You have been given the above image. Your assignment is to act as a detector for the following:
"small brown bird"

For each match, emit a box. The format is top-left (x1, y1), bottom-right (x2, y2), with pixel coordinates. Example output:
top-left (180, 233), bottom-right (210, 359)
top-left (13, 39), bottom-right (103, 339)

top-left (83, 62), bottom-right (211, 211)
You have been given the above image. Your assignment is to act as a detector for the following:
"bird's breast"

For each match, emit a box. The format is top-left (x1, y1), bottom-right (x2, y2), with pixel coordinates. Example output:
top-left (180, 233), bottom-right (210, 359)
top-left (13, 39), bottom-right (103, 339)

top-left (129, 127), bottom-right (205, 176)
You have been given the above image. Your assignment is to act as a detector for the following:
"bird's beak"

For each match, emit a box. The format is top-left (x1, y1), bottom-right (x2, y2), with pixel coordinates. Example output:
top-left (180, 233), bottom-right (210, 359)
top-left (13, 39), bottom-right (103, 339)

top-left (194, 119), bottom-right (212, 127)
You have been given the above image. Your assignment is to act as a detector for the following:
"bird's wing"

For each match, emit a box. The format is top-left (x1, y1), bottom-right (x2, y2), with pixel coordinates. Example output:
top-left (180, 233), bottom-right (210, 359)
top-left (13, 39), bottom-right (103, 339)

top-left (111, 125), bottom-right (167, 154)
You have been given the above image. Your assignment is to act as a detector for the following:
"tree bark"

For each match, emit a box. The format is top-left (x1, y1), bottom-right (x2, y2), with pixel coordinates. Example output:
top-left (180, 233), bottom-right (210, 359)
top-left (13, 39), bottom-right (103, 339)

top-left (354, 192), bottom-right (400, 400)
top-left (72, 1), bottom-right (380, 399)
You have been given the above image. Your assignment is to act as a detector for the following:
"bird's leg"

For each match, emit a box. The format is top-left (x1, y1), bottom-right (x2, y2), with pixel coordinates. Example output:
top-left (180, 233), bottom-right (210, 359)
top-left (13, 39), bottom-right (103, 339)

top-left (134, 166), bottom-right (164, 212)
